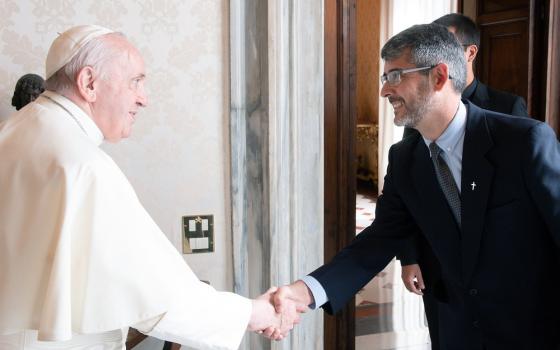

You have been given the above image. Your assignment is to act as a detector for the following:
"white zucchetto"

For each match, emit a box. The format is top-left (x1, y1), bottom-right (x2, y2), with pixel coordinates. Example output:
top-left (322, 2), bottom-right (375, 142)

top-left (45, 25), bottom-right (114, 79)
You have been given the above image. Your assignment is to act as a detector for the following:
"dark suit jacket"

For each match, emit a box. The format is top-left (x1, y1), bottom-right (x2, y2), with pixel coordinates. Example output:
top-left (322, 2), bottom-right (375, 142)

top-left (465, 79), bottom-right (529, 117)
top-left (311, 102), bottom-right (560, 350)
top-left (400, 81), bottom-right (530, 266)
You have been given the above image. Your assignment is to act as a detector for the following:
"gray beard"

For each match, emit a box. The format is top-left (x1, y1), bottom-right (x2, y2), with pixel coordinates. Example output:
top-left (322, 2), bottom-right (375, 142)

top-left (394, 81), bottom-right (432, 128)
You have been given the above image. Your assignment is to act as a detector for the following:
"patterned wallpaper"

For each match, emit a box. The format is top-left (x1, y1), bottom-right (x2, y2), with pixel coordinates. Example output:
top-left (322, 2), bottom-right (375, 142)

top-left (0, 0), bottom-right (234, 291)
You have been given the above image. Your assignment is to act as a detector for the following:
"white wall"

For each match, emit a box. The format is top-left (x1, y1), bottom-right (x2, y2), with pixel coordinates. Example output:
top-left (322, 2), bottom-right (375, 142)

top-left (0, 0), bottom-right (233, 291)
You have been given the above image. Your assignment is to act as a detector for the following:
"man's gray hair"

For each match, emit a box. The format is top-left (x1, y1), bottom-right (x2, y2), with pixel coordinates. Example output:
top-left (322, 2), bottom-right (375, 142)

top-left (45, 32), bottom-right (126, 92)
top-left (381, 23), bottom-right (466, 93)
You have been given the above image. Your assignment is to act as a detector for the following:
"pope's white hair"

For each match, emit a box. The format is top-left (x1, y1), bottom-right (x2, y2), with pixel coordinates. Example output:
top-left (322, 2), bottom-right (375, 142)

top-left (45, 32), bottom-right (126, 93)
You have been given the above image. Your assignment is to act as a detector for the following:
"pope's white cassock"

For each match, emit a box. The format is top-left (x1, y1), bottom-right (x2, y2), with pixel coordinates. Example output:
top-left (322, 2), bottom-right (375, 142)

top-left (0, 91), bottom-right (251, 350)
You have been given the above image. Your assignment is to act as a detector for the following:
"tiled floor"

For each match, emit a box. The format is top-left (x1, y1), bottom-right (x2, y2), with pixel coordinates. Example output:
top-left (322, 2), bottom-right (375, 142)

top-left (355, 302), bottom-right (393, 336)
top-left (355, 190), bottom-right (431, 350)
top-left (356, 336), bottom-right (431, 350)
top-left (356, 192), bottom-right (377, 234)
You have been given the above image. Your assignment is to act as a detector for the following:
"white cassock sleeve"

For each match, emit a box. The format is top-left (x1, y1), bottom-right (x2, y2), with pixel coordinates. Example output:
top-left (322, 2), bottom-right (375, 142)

top-left (133, 288), bottom-right (251, 350)
top-left (70, 157), bottom-right (252, 349)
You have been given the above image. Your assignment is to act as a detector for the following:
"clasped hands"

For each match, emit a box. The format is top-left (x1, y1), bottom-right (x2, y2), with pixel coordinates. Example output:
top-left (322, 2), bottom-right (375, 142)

top-left (248, 280), bottom-right (313, 340)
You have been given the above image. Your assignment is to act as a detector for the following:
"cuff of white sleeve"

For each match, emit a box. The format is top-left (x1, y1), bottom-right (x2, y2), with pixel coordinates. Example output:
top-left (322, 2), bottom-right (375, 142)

top-left (301, 275), bottom-right (328, 310)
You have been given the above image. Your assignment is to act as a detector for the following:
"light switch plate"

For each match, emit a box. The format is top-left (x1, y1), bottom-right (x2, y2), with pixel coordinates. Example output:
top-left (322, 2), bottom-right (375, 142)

top-left (182, 215), bottom-right (214, 254)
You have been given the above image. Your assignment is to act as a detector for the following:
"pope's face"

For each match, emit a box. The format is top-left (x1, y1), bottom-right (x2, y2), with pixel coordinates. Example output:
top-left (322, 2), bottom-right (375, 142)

top-left (91, 39), bottom-right (148, 142)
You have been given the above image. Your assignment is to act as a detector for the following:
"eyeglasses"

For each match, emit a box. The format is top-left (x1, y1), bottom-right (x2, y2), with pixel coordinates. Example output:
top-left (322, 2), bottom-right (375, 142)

top-left (380, 65), bottom-right (436, 86)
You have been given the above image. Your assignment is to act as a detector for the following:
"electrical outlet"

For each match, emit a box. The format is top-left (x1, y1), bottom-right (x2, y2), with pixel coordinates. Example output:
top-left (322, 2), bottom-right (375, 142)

top-left (182, 215), bottom-right (214, 254)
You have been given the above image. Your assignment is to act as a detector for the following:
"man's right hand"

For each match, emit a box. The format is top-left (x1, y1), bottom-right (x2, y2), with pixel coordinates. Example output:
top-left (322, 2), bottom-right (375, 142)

top-left (401, 263), bottom-right (425, 295)
top-left (272, 280), bottom-right (312, 314)
top-left (250, 284), bottom-right (309, 340)
top-left (257, 280), bottom-right (311, 339)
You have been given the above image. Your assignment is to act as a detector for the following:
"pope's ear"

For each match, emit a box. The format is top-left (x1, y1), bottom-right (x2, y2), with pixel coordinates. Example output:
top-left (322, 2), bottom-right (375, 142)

top-left (75, 66), bottom-right (97, 103)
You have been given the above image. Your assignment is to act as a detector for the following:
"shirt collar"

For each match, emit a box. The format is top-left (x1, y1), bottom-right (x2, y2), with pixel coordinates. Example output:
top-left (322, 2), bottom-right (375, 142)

top-left (462, 78), bottom-right (478, 100)
top-left (422, 101), bottom-right (467, 155)
top-left (41, 90), bottom-right (104, 146)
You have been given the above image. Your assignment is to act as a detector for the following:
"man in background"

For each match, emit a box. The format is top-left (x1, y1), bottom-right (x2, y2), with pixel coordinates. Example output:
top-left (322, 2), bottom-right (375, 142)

top-left (437, 13), bottom-right (528, 116)
top-left (0, 25), bottom-right (299, 349)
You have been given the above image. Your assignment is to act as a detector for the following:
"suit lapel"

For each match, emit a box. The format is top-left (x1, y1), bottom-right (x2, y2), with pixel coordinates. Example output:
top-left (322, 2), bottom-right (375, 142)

top-left (460, 102), bottom-right (494, 283)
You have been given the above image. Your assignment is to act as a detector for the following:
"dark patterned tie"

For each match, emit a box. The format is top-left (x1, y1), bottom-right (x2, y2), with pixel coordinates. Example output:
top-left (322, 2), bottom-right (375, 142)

top-left (429, 142), bottom-right (461, 226)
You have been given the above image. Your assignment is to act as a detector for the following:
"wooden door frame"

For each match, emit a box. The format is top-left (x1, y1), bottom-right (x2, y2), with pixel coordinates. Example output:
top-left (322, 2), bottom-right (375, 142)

top-left (530, 0), bottom-right (551, 122)
top-left (324, 0), bottom-right (357, 349)
top-left (546, 0), bottom-right (560, 137)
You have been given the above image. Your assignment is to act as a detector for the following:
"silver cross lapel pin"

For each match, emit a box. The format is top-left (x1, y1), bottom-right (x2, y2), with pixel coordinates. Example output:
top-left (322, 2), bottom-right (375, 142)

top-left (471, 181), bottom-right (477, 191)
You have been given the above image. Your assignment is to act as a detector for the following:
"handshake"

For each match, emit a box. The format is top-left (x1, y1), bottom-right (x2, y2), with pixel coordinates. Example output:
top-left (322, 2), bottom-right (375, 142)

top-left (247, 280), bottom-right (313, 340)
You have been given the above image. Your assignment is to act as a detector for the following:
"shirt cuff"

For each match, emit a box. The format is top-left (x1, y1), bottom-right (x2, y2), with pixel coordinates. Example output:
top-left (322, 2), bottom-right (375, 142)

top-left (301, 275), bottom-right (328, 309)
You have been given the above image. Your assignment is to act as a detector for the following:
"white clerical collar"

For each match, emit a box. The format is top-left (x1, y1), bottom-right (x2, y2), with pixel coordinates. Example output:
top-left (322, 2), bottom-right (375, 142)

top-left (422, 101), bottom-right (466, 155)
top-left (41, 90), bottom-right (104, 146)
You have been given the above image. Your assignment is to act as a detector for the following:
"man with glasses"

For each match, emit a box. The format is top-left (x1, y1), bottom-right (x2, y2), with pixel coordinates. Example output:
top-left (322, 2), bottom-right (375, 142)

top-left (271, 23), bottom-right (560, 350)
top-left (398, 14), bottom-right (531, 349)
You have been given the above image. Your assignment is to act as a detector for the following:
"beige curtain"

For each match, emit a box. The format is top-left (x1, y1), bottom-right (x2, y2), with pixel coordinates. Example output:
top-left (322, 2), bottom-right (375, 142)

top-left (367, 0), bottom-right (457, 348)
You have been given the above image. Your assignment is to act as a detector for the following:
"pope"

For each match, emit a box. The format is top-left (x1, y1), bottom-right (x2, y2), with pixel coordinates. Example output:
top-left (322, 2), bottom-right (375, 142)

top-left (0, 25), bottom-right (302, 350)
